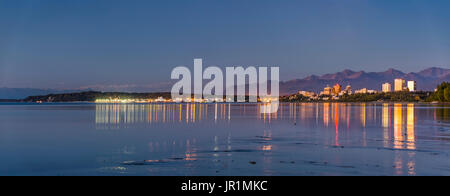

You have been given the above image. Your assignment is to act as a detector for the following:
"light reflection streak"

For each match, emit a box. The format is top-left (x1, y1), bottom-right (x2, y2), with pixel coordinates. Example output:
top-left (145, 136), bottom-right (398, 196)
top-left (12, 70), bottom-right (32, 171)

top-left (361, 103), bottom-right (366, 128)
top-left (96, 103), bottom-right (418, 151)
top-left (394, 104), bottom-right (404, 149)
top-left (97, 103), bottom-right (279, 128)
top-left (334, 103), bottom-right (340, 146)
top-left (407, 104), bottom-right (416, 150)
top-left (382, 103), bottom-right (391, 148)
top-left (323, 103), bottom-right (330, 127)
top-left (96, 103), bottom-right (219, 129)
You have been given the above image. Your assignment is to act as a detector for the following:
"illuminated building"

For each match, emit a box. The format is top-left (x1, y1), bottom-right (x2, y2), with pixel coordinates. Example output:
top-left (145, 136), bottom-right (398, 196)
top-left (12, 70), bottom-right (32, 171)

top-left (298, 91), bottom-right (316, 98)
top-left (322, 86), bottom-right (332, 96)
top-left (382, 83), bottom-right (392, 92)
top-left (344, 85), bottom-right (352, 95)
top-left (354, 88), bottom-right (378, 94)
top-left (394, 79), bottom-right (406, 92)
top-left (332, 84), bottom-right (342, 95)
top-left (355, 88), bottom-right (368, 94)
top-left (155, 97), bottom-right (165, 102)
top-left (407, 81), bottom-right (417, 92)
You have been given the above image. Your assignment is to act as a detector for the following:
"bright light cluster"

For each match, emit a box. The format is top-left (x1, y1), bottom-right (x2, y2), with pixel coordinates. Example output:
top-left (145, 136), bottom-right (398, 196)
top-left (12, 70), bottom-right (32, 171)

top-left (95, 97), bottom-right (171, 103)
top-left (95, 97), bottom-right (278, 103)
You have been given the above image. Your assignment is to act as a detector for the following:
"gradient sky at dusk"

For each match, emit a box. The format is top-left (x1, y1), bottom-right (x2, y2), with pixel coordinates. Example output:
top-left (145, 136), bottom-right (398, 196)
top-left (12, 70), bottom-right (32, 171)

top-left (1, 0), bottom-right (449, 91)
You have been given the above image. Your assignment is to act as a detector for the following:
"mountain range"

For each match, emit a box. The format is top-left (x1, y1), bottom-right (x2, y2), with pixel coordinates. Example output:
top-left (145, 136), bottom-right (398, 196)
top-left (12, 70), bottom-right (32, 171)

top-left (1, 67), bottom-right (449, 99)
top-left (279, 67), bottom-right (450, 95)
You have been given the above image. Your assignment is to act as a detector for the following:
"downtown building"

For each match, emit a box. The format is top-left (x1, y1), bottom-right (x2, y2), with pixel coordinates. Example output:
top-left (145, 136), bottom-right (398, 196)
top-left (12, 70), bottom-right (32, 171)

top-left (394, 78), bottom-right (417, 92)
top-left (382, 83), bottom-right (392, 92)
top-left (407, 81), bottom-right (417, 92)
top-left (394, 79), bottom-right (406, 91)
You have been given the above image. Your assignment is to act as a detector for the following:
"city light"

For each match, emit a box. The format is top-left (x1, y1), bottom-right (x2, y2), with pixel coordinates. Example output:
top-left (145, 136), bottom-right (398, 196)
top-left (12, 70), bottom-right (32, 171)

top-left (95, 97), bottom-right (173, 103)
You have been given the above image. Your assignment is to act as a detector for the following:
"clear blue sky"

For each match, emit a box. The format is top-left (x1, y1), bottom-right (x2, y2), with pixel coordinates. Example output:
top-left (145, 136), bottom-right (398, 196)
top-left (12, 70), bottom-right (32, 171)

top-left (1, 0), bottom-right (449, 90)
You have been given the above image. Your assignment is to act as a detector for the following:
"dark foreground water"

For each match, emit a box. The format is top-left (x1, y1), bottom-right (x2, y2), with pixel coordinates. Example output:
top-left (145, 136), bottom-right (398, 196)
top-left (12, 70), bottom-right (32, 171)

top-left (0, 103), bottom-right (449, 176)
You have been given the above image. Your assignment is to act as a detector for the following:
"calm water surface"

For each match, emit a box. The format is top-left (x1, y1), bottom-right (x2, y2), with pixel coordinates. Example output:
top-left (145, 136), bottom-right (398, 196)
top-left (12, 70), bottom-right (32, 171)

top-left (0, 103), bottom-right (449, 176)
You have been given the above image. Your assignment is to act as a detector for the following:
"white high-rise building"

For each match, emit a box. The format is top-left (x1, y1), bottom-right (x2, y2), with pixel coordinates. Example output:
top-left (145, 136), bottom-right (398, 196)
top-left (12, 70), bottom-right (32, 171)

top-left (382, 83), bottom-right (392, 92)
top-left (407, 81), bottom-right (417, 92)
top-left (394, 79), bottom-right (405, 92)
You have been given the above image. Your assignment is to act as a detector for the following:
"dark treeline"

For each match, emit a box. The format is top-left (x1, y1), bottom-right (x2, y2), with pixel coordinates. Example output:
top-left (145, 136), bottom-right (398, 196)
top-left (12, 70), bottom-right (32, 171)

top-left (338, 91), bottom-right (431, 102)
top-left (281, 91), bottom-right (434, 103)
top-left (23, 91), bottom-right (171, 102)
top-left (427, 82), bottom-right (450, 102)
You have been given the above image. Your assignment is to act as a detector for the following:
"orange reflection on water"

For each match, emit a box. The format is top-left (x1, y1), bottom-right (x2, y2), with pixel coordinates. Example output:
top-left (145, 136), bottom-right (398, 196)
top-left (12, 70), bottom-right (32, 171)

top-left (390, 104), bottom-right (417, 150)
top-left (323, 103), bottom-right (330, 127)
top-left (346, 103), bottom-right (350, 129)
top-left (393, 104), bottom-right (404, 149)
top-left (406, 104), bottom-right (416, 150)
top-left (361, 103), bottom-right (366, 128)
top-left (382, 103), bottom-right (391, 148)
top-left (382, 103), bottom-right (390, 128)
top-left (334, 103), bottom-right (340, 146)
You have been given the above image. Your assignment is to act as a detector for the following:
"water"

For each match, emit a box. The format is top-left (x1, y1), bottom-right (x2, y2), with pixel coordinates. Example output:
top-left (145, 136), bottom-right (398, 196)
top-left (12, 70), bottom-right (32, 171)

top-left (0, 103), bottom-right (449, 176)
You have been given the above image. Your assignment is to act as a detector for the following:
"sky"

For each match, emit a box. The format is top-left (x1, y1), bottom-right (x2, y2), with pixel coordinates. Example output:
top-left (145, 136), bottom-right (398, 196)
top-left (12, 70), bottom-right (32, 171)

top-left (0, 0), bottom-right (449, 91)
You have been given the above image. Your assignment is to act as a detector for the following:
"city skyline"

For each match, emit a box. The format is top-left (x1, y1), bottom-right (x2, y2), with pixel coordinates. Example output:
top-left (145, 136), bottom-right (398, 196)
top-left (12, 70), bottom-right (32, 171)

top-left (294, 78), bottom-right (418, 102)
top-left (0, 66), bottom-right (448, 100)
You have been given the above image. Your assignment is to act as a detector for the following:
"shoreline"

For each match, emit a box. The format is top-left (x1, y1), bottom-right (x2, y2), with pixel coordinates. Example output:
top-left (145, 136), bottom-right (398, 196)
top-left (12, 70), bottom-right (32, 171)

top-left (1, 100), bottom-right (449, 105)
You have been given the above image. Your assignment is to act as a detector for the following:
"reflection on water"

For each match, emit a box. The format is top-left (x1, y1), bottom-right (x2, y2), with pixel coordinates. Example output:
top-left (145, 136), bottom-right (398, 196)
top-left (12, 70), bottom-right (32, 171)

top-left (96, 103), bottom-right (422, 151)
top-left (382, 103), bottom-right (390, 148)
top-left (436, 107), bottom-right (450, 123)
top-left (147, 138), bottom-right (199, 162)
top-left (95, 103), bottom-right (281, 129)
top-left (96, 103), bottom-right (213, 129)
top-left (407, 104), bottom-right (416, 150)
top-left (90, 102), bottom-right (450, 175)
top-left (0, 101), bottom-right (449, 176)
top-left (393, 104), bottom-right (404, 149)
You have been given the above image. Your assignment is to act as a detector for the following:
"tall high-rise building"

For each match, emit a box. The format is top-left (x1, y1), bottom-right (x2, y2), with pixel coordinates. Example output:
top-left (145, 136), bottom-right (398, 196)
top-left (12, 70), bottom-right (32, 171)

top-left (333, 84), bottom-right (342, 95)
top-left (382, 83), bottom-right (392, 92)
top-left (407, 81), bottom-right (417, 92)
top-left (394, 79), bottom-right (405, 92)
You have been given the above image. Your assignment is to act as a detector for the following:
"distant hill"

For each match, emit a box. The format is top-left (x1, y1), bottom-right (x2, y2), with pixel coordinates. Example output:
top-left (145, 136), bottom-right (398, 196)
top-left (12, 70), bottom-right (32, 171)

top-left (0, 88), bottom-right (92, 99)
top-left (280, 67), bottom-right (450, 95)
top-left (23, 91), bottom-right (171, 102)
